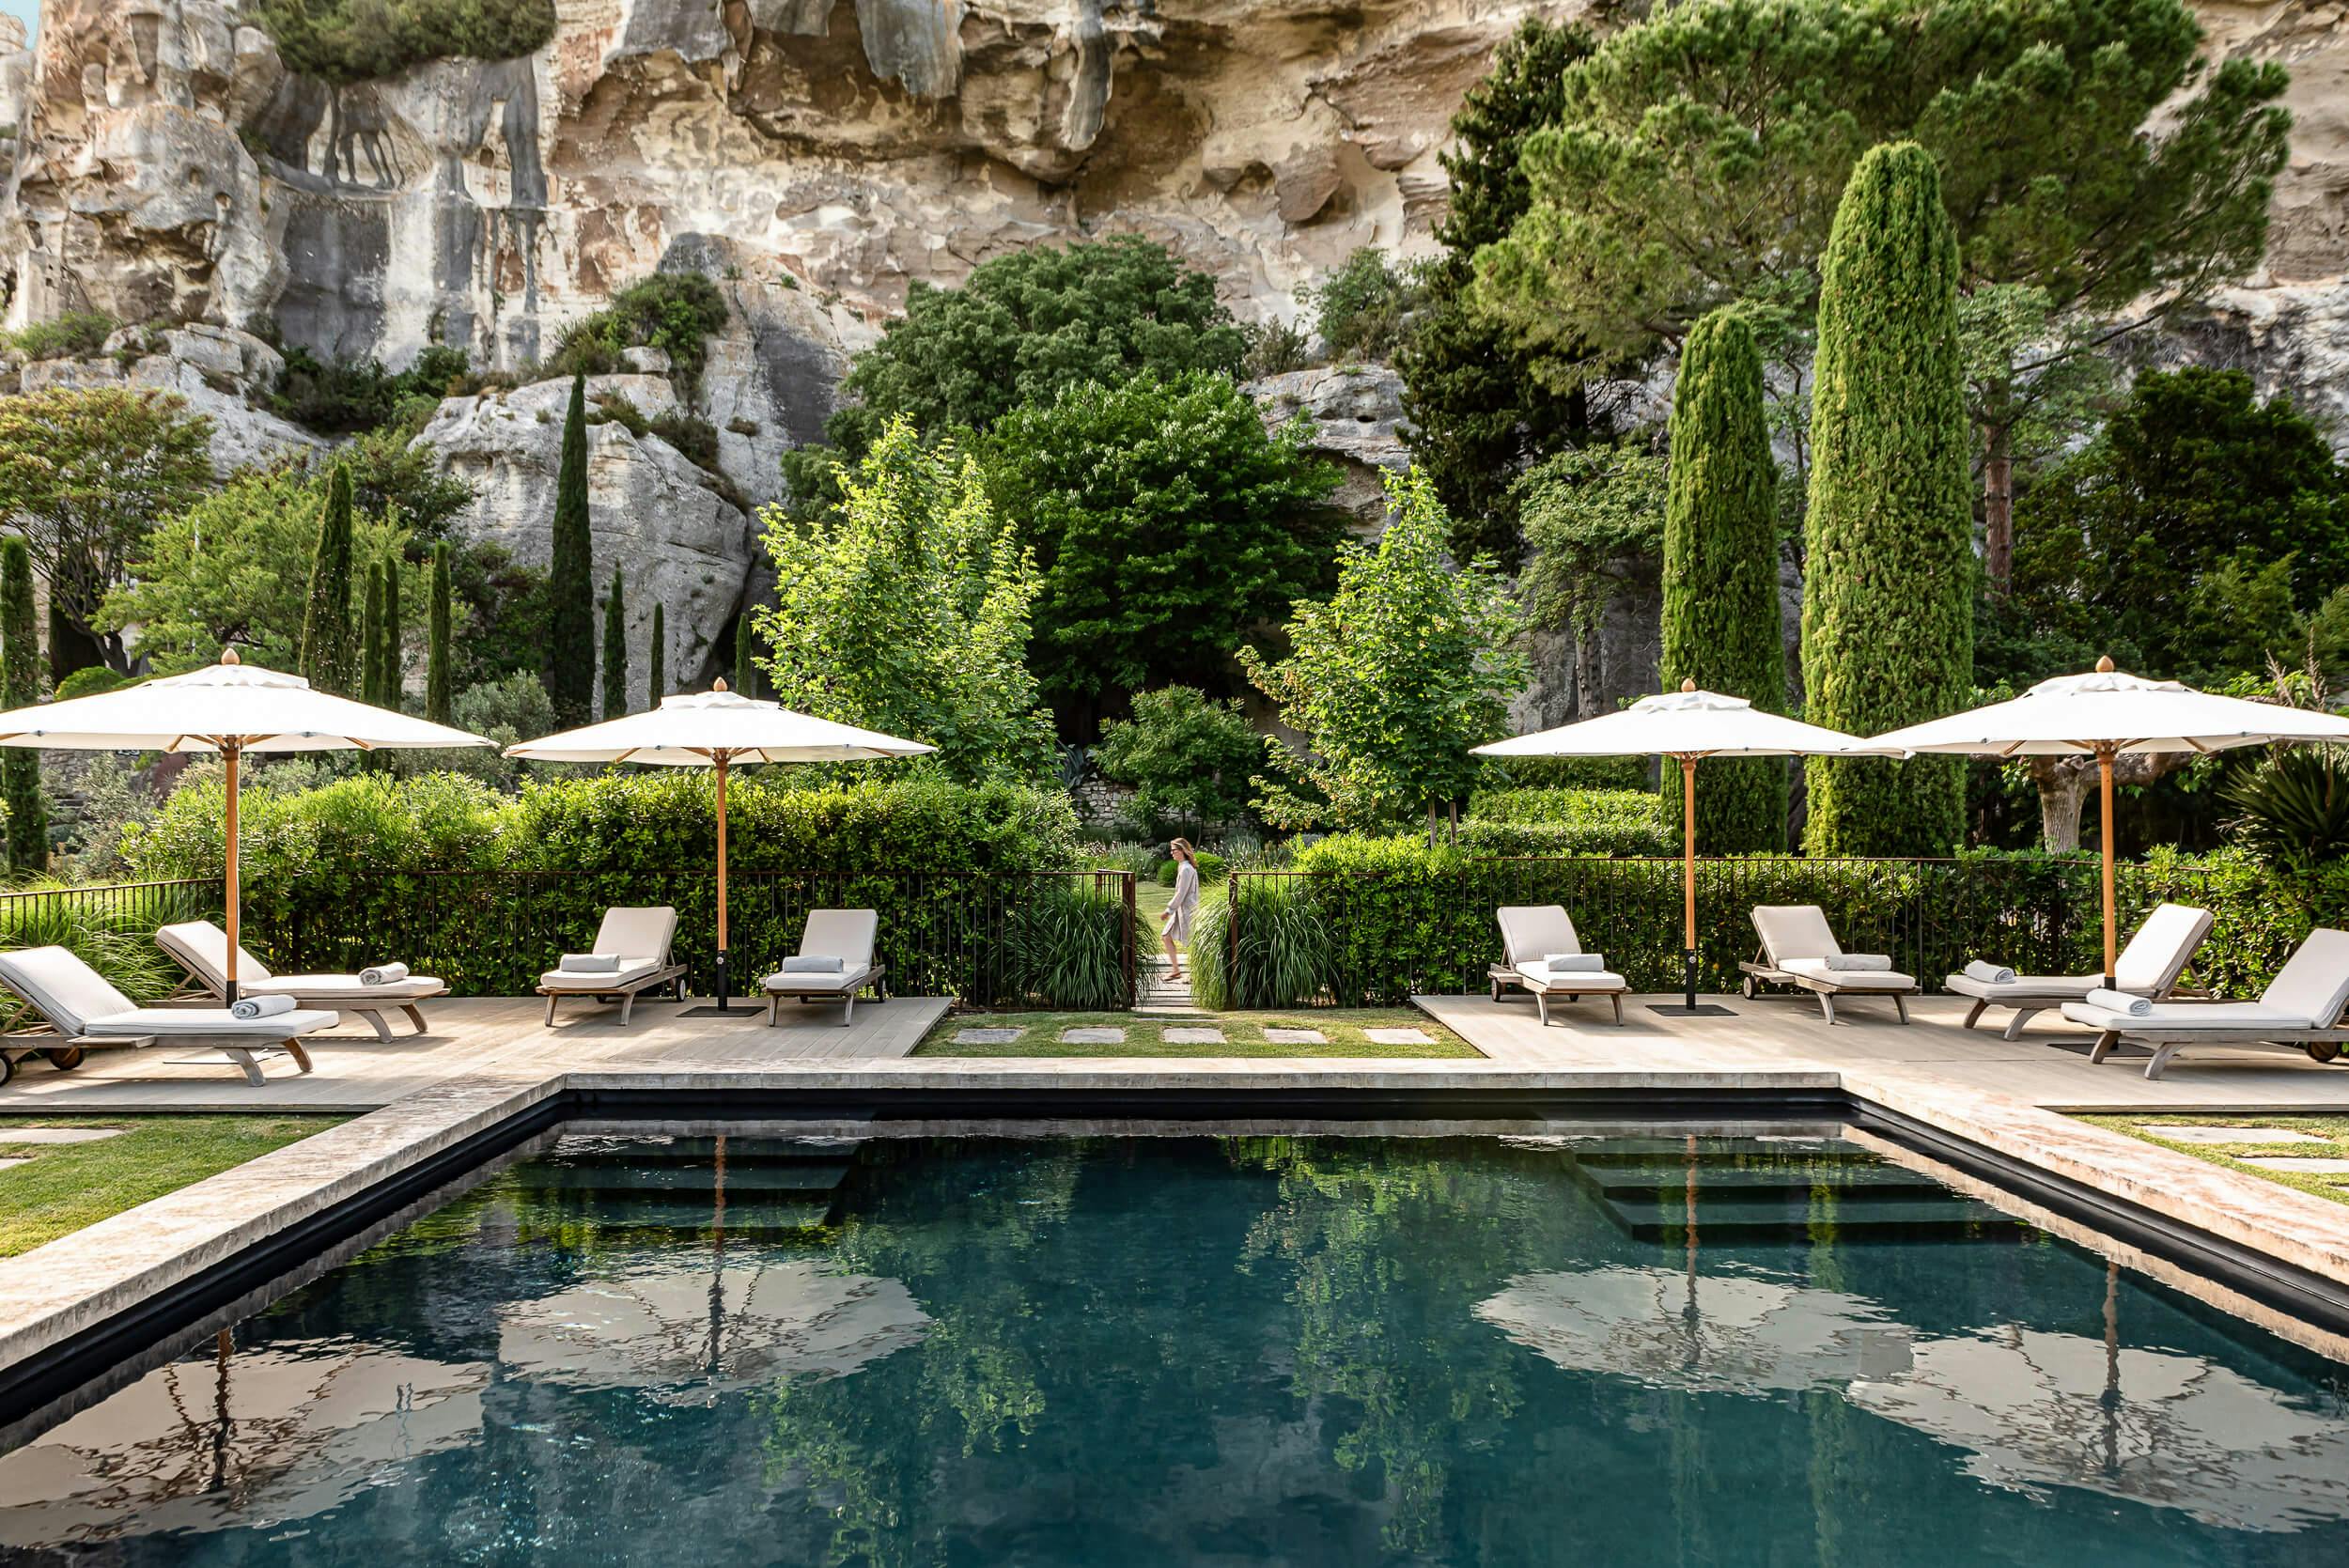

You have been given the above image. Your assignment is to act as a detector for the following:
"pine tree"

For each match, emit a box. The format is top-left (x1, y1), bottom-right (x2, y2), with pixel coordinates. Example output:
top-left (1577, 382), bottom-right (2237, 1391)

top-left (544, 373), bottom-right (596, 726)
top-left (646, 601), bottom-right (665, 705)
top-left (1802, 143), bottom-right (1973, 856)
top-left (0, 536), bottom-right (48, 870)
top-left (359, 561), bottom-right (385, 707)
top-left (426, 543), bottom-right (452, 724)
top-left (601, 566), bottom-right (628, 720)
top-left (380, 550), bottom-right (402, 709)
top-left (1660, 308), bottom-right (1786, 852)
top-left (298, 463), bottom-right (359, 694)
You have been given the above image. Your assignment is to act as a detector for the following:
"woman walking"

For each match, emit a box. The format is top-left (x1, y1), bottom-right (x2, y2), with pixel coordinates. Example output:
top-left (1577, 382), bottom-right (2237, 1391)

top-left (1160, 838), bottom-right (1201, 982)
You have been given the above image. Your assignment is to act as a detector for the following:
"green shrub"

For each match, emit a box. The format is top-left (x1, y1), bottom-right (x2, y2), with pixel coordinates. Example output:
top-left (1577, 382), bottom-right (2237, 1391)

top-left (247, 0), bottom-right (556, 85)
top-left (4, 312), bottom-right (117, 361)
top-left (2224, 747), bottom-right (2349, 872)
top-left (1094, 687), bottom-right (1263, 833)
top-left (1480, 753), bottom-right (1649, 792)
top-left (548, 273), bottom-right (729, 396)
top-left (1304, 248), bottom-right (1422, 361)
top-left (1005, 880), bottom-right (1128, 1008)
top-left (1191, 877), bottom-right (1332, 1011)
top-left (1463, 788), bottom-right (1669, 856)
top-left (0, 879), bottom-right (222, 1005)
top-left (53, 666), bottom-right (131, 702)
top-left (1156, 851), bottom-right (1227, 886)
top-left (271, 345), bottom-right (473, 435)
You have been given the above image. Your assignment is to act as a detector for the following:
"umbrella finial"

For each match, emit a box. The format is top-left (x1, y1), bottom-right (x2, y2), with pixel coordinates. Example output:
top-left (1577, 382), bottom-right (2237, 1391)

top-left (1680, 677), bottom-right (1696, 693)
top-left (2095, 654), bottom-right (2114, 674)
top-left (220, 646), bottom-right (241, 666)
top-left (713, 676), bottom-right (729, 693)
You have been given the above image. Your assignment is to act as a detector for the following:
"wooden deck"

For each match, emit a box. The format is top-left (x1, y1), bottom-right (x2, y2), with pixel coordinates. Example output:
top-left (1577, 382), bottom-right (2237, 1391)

top-left (0, 993), bottom-right (949, 1113)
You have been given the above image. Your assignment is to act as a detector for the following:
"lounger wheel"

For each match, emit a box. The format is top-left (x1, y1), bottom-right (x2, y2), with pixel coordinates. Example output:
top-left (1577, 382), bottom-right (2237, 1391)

top-left (1740, 975), bottom-right (1756, 1000)
top-left (0, 1053), bottom-right (12, 1087)
top-left (40, 1047), bottom-right (84, 1071)
top-left (2308, 1042), bottom-right (2343, 1065)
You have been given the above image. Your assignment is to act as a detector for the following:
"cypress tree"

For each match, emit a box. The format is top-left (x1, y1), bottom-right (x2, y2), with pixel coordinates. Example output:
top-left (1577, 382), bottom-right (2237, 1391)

top-left (601, 566), bottom-right (629, 720)
top-left (732, 617), bottom-right (757, 700)
top-left (1660, 308), bottom-right (1786, 852)
top-left (427, 543), bottom-right (453, 725)
top-left (360, 562), bottom-right (386, 708)
top-left (380, 551), bottom-right (402, 709)
top-left (1801, 142), bottom-right (1973, 856)
top-left (544, 372), bottom-right (596, 726)
top-left (298, 463), bottom-right (359, 694)
top-left (647, 601), bottom-right (665, 706)
top-left (1, 537), bottom-right (47, 871)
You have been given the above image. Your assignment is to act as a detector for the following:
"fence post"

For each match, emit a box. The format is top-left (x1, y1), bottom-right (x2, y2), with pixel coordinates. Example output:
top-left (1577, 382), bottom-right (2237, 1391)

top-left (1122, 870), bottom-right (1137, 1008)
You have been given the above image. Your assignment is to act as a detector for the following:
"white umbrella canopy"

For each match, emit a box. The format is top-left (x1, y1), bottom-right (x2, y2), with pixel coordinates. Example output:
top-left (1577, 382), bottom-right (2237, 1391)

top-left (1870, 658), bottom-right (2349, 985)
top-left (0, 649), bottom-right (490, 999)
top-left (505, 682), bottom-right (933, 1011)
top-left (1474, 684), bottom-right (1904, 1012)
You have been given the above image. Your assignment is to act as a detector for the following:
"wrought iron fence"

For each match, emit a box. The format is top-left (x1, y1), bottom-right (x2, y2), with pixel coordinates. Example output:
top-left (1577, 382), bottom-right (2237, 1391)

top-left (1226, 856), bottom-right (2263, 1008)
top-left (0, 878), bottom-right (226, 1020)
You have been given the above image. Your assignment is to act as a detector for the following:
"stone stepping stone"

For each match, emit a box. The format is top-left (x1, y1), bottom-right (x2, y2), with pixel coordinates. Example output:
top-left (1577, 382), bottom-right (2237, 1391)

top-left (2240, 1156), bottom-right (2349, 1175)
top-left (1060, 1026), bottom-right (1127, 1045)
top-left (2143, 1125), bottom-right (2331, 1147)
top-left (951, 1028), bottom-right (1023, 1046)
top-left (1263, 1028), bottom-right (1328, 1045)
top-left (0, 1157), bottom-right (26, 1172)
top-left (0, 1127), bottom-right (123, 1145)
top-left (1162, 1027), bottom-right (1225, 1044)
top-left (1364, 1028), bottom-right (1434, 1046)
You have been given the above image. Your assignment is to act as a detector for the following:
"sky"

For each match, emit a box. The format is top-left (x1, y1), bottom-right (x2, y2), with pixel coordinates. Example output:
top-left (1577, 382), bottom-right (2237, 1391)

top-left (0, 3), bottom-right (33, 39)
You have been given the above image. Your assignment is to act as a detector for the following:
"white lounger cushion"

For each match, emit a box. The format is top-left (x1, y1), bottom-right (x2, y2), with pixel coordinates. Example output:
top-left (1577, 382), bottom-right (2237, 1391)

top-left (1752, 907), bottom-right (1917, 989)
top-left (157, 922), bottom-right (446, 1000)
top-left (765, 910), bottom-right (879, 993)
top-left (1777, 957), bottom-right (1917, 990)
top-left (1945, 904), bottom-right (2214, 1003)
top-left (1946, 972), bottom-right (2103, 1002)
top-left (0, 946), bottom-right (334, 1037)
top-left (2062, 927), bottom-right (2349, 1034)
top-left (1517, 960), bottom-right (1627, 991)
top-left (539, 957), bottom-right (667, 991)
top-left (538, 907), bottom-right (678, 990)
top-left (1498, 907), bottom-right (1584, 969)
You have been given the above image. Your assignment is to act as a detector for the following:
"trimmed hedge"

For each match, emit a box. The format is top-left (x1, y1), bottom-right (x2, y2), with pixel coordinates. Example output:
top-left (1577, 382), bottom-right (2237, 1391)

top-left (1211, 837), bottom-right (2346, 1008)
top-left (120, 771), bottom-right (1096, 1000)
top-left (1459, 788), bottom-right (1669, 857)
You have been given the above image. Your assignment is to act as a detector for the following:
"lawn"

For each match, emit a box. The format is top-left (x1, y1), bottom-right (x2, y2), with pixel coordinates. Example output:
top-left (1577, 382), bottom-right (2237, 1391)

top-left (0, 1114), bottom-right (345, 1258)
top-left (914, 1008), bottom-right (1482, 1058)
top-left (2077, 1114), bottom-right (2349, 1208)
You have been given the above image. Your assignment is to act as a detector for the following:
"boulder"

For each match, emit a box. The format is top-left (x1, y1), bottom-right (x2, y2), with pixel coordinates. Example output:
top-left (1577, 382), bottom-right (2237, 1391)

top-left (1247, 365), bottom-right (1415, 532)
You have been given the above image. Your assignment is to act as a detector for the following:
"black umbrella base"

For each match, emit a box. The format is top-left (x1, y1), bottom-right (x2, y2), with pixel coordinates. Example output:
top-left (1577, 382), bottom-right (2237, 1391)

top-left (678, 1002), bottom-right (763, 1018)
top-left (1648, 1002), bottom-right (1738, 1017)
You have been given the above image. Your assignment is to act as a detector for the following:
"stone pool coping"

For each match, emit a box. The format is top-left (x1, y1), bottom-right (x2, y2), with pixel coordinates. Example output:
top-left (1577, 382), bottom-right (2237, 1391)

top-left (7, 1052), bottom-right (2349, 1391)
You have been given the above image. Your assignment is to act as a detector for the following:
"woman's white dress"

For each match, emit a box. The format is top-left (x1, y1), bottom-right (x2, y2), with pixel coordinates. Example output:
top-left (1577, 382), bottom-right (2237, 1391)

top-left (1165, 860), bottom-right (1201, 943)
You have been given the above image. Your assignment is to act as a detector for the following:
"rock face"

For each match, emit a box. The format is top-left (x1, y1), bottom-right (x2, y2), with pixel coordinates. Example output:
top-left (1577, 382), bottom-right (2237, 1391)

top-left (0, 323), bottom-right (323, 472)
top-left (414, 374), bottom-right (754, 697)
top-left (1247, 364), bottom-right (1415, 531)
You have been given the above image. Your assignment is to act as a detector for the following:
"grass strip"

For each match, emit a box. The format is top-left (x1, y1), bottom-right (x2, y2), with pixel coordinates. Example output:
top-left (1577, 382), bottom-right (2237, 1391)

top-left (914, 1008), bottom-right (1481, 1059)
top-left (2076, 1113), bottom-right (2349, 1209)
top-left (0, 1114), bottom-right (345, 1258)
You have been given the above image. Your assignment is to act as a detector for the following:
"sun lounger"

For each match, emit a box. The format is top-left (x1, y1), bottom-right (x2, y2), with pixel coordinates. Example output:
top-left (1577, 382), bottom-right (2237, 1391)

top-left (1943, 903), bottom-right (2212, 1040)
top-left (1490, 905), bottom-right (1627, 1026)
top-left (537, 907), bottom-right (687, 1026)
top-left (761, 909), bottom-right (885, 1026)
top-left (0, 945), bottom-right (336, 1087)
top-left (2061, 927), bottom-right (2349, 1080)
top-left (157, 920), bottom-right (448, 1042)
top-left (1739, 905), bottom-right (1918, 1024)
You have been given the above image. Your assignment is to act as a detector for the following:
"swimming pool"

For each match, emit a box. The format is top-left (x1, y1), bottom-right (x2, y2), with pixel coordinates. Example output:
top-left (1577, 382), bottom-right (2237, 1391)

top-left (3, 1126), bottom-right (2345, 1564)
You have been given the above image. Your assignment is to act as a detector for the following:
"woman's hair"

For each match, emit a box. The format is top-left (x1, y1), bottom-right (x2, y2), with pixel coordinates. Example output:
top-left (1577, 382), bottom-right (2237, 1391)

top-left (1169, 837), bottom-right (1195, 862)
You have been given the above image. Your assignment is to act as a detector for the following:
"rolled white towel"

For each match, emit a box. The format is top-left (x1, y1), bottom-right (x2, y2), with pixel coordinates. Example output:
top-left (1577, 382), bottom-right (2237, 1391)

top-left (359, 961), bottom-right (410, 986)
top-left (229, 993), bottom-right (297, 1020)
top-left (1962, 959), bottom-right (2016, 986)
top-left (782, 955), bottom-right (846, 973)
top-left (2087, 986), bottom-right (2152, 1017)
top-left (558, 953), bottom-right (621, 974)
top-left (1538, 953), bottom-right (1608, 972)
top-left (1824, 954), bottom-right (1893, 972)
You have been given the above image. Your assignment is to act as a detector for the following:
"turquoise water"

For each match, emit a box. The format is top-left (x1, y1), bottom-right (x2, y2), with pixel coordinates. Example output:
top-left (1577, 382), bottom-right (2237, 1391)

top-left (3, 1129), bottom-right (2347, 1565)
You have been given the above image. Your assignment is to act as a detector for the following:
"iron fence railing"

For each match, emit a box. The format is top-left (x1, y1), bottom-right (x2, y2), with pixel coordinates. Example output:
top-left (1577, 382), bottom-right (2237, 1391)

top-left (0, 877), bottom-right (228, 1026)
top-left (1227, 856), bottom-right (2262, 1008)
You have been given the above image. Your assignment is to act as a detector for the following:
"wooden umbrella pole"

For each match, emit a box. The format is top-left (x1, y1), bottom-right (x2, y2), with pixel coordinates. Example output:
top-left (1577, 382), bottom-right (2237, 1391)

top-left (2099, 744), bottom-right (2117, 989)
top-left (714, 752), bottom-right (731, 1010)
top-left (224, 739), bottom-right (241, 1004)
top-left (1681, 755), bottom-right (1699, 1010)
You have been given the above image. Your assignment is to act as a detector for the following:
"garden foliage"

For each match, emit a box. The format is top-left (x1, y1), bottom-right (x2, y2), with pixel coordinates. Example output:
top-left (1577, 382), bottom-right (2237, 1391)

top-left (1, 538), bottom-right (46, 870)
top-left (247, 0), bottom-right (556, 84)
top-left (298, 463), bottom-right (362, 695)
top-left (1093, 686), bottom-right (1263, 834)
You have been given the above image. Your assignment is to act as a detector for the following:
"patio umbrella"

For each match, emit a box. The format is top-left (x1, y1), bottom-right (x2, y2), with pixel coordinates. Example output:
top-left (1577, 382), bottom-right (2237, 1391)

top-left (505, 682), bottom-right (932, 1013)
top-left (1868, 659), bottom-right (2349, 989)
top-left (0, 650), bottom-right (489, 1001)
top-left (1474, 683), bottom-right (1902, 1013)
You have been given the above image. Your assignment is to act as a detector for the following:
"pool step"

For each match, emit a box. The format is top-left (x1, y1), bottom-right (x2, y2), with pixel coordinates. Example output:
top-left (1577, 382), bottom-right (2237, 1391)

top-left (547, 1135), bottom-right (862, 1162)
top-left (1606, 1194), bottom-right (2024, 1244)
top-left (1574, 1162), bottom-right (1947, 1202)
top-left (1561, 1138), bottom-right (1872, 1168)
top-left (522, 1160), bottom-right (853, 1196)
top-left (513, 1190), bottom-right (841, 1241)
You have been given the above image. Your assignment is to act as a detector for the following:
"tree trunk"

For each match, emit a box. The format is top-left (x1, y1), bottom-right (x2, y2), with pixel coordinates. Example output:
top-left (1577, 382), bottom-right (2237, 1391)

top-left (2031, 758), bottom-right (2090, 852)
top-left (46, 598), bottom-right (105, 684)
top-left (1983, 412), bottom-right (2014, 597)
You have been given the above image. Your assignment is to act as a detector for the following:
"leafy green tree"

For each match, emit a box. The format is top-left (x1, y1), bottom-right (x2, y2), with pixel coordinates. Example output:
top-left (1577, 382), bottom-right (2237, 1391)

top-left (1801, 143), bottom-right (1973, 857)
top-left (1305, 248), bottom-right (1422, 361)
top-left (104, 463), bottom-right (411, 675)
top-left (601, 566), bottom-right (629, 719)
top-left (1660, 309), bottom-right (1786, 852)
top-left (427, 542), bottom-right (453, 724)
top-left (1094, 687), bottom-right (1264, 832)
top-left (1243, 467), bottom-right (1527, 834)
top-left (544, 373), bottom-right (596, 727)
top-left (983, 372), bottom-right (1345, 727)
top-left (2001, 367), bottom-right (2349, 686)
top-left (1472, 0), bottom-right (2291, 578)
top-left (784, 237), bottom-right (1247, 507)
top-left (299, 463), bottom-right (362, 694)
top-left (1, 537), bottom-right (48, 870)
top-left (646, 601), bottom-right (665, 705)
top-left (0, 386), bottom-right (212, 677)
top-left (1398, 16), bottom-right (1602, 562)
top-left (755, 418), bottom-right (1058, 784)
top-left (360, 561), bottom-right (387, 707)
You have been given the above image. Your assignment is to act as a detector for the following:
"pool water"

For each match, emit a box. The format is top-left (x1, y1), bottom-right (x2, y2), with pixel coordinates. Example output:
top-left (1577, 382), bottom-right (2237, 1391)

top-left (3, 1129), bottom-right (2347, 1565)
